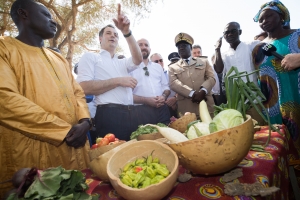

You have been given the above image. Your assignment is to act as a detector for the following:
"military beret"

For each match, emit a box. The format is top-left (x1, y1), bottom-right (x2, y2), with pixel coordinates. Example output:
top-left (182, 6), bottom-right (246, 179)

top-left (168, 52), bottom-right (180, 61)
top-left (175, 32), bottom-right (194, 46)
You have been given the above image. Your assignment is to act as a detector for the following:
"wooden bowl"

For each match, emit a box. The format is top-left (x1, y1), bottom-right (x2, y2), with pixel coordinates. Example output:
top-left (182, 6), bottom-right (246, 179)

top-left (107, 140), bottom-right (179, 200)
top-left (137, 132), bottom-right (164, 141)
top-left (88, 140), bottom-right (126, 161)
top-left (89, 140), bottom-right (136, 182)
top-left (168, 115), bottom-right (254, 175)
top-left (169, 113), bottom-right (197, 133)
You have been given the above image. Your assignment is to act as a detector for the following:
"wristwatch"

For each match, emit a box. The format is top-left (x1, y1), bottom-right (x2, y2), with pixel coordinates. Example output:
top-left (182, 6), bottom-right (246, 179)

top-left (79, 118), bottom-right (93, 130)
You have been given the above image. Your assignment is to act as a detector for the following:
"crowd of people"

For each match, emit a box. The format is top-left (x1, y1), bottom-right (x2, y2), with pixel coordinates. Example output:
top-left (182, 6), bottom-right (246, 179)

top-left (0, 0), bottom-right (299, 198)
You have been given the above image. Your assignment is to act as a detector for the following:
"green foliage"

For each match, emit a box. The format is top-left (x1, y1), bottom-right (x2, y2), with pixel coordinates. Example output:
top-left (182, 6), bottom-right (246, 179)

top-left (7, 166), bottom-right (98, 200)
top-left (130, 123), bottom-right (167, 139)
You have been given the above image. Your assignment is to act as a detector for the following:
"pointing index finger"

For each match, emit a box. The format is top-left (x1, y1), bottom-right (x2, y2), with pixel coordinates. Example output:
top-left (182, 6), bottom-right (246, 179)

top-left (117, 3), bottom-right (121, 16)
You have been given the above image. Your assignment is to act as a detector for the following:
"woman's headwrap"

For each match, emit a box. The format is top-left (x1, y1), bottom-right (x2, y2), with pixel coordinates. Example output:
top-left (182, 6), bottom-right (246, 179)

top-left (253, 0), bottom-right (290, 27)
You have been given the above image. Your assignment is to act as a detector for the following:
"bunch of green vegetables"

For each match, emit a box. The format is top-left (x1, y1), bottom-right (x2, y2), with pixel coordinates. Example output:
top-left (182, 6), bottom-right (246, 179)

top-left (215, 66), bottom-right (281, 149)
top-left (7, 166), bottom-right (98, 200)
top-left (130, 123), bottom-right (167, 140)
top-left (119, 151), bottom-right (170, 189)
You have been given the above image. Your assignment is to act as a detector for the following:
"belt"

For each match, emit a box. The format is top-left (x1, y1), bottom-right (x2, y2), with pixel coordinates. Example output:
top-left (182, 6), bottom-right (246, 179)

top-left (97, 103), bottom-right (135, 110)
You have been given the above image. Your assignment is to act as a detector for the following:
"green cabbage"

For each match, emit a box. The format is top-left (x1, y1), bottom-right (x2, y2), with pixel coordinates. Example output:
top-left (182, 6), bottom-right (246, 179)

top-left (209, 109), bottom-right (244, 133)
top-left (186, 122), bottom-right (210, 139)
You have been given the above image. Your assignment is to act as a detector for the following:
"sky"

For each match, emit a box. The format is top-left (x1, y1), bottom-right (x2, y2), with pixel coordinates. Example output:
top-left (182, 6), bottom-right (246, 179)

top-left (114, 0), bottom-right (300, 69)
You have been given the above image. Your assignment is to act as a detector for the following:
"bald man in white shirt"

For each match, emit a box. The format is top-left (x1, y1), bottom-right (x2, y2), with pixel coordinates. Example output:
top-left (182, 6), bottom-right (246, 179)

top-left (130, 38), bottom-right (171, 125)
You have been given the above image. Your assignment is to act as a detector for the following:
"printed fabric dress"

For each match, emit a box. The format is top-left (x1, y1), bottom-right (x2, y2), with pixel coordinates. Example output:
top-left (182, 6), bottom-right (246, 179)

top-left (252, 29), bottom-right (300, 156)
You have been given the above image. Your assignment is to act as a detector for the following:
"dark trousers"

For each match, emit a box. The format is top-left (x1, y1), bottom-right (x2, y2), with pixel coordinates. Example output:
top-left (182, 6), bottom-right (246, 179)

top-left (94, 105), bottom-right (140, 141)
top-left (135, 104), bottom-right (170, 126)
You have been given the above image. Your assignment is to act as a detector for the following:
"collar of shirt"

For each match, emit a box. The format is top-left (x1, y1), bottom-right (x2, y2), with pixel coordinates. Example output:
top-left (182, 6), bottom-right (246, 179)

top-left (130, 61), bottom-right (170, 98)
top-left (99, 49), bottom-right (119, 59)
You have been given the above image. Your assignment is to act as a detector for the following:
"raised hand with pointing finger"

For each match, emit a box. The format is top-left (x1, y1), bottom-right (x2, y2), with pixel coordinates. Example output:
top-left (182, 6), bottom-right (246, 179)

top-left (113, 4), bottom-right (131, 36)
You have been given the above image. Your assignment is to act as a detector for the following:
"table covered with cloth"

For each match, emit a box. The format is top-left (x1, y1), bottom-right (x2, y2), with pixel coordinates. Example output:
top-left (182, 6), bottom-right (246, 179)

top-left (82, 125), bottom-right (300, 200)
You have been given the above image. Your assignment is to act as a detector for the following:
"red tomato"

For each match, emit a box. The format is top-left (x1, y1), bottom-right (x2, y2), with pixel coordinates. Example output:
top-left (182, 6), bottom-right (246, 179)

top-left (96, 137), bottom-right (103, 144)
top-left (98, 137), bottom-right (110, 146)
top-left (104, 133), bottom-right (116, 142)
top-left (91, 143), bottom-right (99, 149)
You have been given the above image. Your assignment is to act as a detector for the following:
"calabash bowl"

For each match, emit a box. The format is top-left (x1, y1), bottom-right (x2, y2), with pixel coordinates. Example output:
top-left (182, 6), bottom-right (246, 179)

top-left (88, 140), bottom-right (126, 161)
top-left (169, 113), bottom-right (197, 133)
top-left (89, 140), bottom-right (136, 182)
top-left (168, 115), bottom-right (254, 175)
top-left (107, 140), bottom-right (179, 200)
top-left (136, 132), bottom-right (164, 141)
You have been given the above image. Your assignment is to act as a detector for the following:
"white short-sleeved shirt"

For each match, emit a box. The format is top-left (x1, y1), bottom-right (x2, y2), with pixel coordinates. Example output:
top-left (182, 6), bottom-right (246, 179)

top-left (130, 61), bottom-right (170, 100)
top-left (211, 69), bottom-right (220, 95)
top-left (76, 50), bottom-right (139, 105)
top-left (164, 70), bottom-right (176, 98)
top-left (222, 40), bottom-right (260, 82)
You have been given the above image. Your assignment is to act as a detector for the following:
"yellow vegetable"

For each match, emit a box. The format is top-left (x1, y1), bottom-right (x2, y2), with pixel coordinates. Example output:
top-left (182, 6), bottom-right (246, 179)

top-left (199, 100), bottom-right (212, 124)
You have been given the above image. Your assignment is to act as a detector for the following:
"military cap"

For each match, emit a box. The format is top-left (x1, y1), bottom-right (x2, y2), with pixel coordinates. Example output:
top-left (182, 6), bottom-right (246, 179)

top-left (168, 52), bottom-right (180, 61)
top-left (175, 32), bottom-right (194, 46)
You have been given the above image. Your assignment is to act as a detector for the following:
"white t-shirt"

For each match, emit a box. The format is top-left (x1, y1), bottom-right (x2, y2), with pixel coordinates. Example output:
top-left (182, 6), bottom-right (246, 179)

top-left (130, 61), bottom-right (169, 100)
top-left (211, 69), bottom-right (220, 95)
top-left (222, 40), bottom-right (260, 82)
top-left (76, 50), bottom-right (139, 105)
top-left (164, 70), bottom-right (176, 98)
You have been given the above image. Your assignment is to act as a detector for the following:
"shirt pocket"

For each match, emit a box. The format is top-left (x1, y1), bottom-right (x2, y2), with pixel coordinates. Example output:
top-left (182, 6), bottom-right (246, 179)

top-left (173, 68), bottom-right (186, 79)
top-left (194, 65), bottom-right (206, 70)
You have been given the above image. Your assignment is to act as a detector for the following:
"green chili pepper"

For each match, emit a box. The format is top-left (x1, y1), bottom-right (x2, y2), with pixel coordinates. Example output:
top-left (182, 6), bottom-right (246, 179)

top-left (121, 174), bottom-right (132, 187)
top-left (123, 162), bottom-right (134, 172)
top-left (141, 177), bottom-right (151, 188)
top-left (155, 166), bottom-right (170, 177)
top-left (145, 166), bottom-right (156, 179)
top-left (132, 170), bottom-right (145, 188)
top-left (146, 150), bottom-right (155, 166)
top-left (126, 171), bottom-right (137, 180)
top-left (152, 157), bottom-right (160, 163)
top-left (160, 164), bottom-right (167, 169)
top-left (150, 175), bottom-right (165, 184)
top-left (135, 158), bottom-right (146, 165)
top-left (151, 163), bottom-right (160, 169)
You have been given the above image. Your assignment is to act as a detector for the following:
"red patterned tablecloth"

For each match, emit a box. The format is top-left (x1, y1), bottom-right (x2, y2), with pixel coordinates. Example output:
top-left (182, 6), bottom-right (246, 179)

top-left (82, 125), bottom-right (300, 200)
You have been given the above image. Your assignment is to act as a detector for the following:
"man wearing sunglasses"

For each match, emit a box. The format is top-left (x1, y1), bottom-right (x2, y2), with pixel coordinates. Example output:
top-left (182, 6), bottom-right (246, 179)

top-left (169, 33), bottom-right (216, 118)
top-left (214, 22), bottom-right (260, 85)
top-left (150, 53), bottom-right (178, 118)
top-left (130, 39), bottom-right (171, 125)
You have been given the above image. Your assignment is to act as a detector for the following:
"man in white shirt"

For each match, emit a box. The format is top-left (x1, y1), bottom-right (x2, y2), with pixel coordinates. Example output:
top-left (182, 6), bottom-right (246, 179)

top-left (214, 22), bottom-right (265, 124)
top-left (150, 53), bottom-right (178, 118)
top-left (130, 39), bottom-right (171, 125)
top-left (76, 4), bottom-right (143, 141)
top-left (214, 22), bottom-right (260, 87)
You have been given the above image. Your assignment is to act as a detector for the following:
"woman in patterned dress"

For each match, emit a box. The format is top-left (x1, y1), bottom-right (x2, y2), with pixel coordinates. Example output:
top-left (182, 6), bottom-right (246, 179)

top-left (252, 0), bottom-right (300, 153)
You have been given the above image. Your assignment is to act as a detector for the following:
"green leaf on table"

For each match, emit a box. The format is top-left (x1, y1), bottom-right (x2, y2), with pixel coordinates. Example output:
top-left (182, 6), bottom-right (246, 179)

top-left (58, 170), bottom-right (87, 196)
top-left (24, 166), bottom-right (63, 199)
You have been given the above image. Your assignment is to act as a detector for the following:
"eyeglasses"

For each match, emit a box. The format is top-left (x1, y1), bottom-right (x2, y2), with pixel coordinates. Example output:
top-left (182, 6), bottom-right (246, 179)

top-left (143, 67), bottom-right (149, 76)
top-left (153, 59), bottom-right (163, 63)
top-left (223, 29), bottom-right (239, 36)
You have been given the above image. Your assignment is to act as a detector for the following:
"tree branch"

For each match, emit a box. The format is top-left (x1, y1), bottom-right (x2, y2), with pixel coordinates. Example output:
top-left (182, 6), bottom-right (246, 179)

top-left (79, 43), bottom-right (99, 52)
top-left (0, 11), bottom-right (10, 14)
top-left (77, 0), bottom-right (94, 7)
